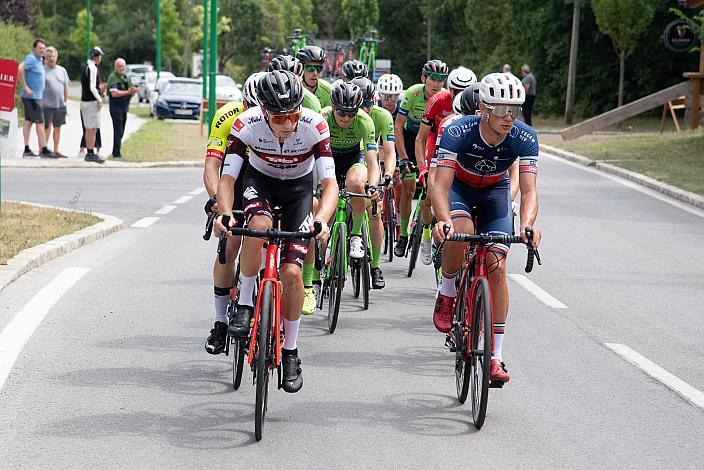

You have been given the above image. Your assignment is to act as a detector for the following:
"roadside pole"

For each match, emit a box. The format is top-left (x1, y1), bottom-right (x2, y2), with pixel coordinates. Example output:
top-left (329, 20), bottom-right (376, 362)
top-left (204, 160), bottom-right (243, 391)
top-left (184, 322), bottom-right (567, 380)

top-left (86, 0), bottom-right (91, 60)
top-left (565, 0), bottom-right (581, 125)
top-left (207, 0), bottom-right (217, 126)
top-left (156, 0), bottom-right (161, 81)
top-left (202, 0), bottom-right (209, 103)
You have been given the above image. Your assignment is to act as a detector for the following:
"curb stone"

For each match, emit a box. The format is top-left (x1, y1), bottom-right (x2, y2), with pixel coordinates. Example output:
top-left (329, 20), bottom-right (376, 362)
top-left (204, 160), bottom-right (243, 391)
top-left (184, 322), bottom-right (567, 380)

top-left (1, 159), bottom-right (203, 169)
top-left (0, 201), bottom-right (124, 291)
top-left (540, 143), bottom-right (704, 210)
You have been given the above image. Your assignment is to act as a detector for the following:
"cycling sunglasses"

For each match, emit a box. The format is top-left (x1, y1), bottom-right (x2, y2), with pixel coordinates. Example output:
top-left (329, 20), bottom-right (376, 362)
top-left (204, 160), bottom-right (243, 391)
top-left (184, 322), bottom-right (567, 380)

top-left (362, 100), bottom-right (374, 108)
top-left (380, 93), bottom-right (399, 101)
top-left (335, 108), bottom-right (358, 118)
top-left (305, 65), bottom-right (324, 73)
top-left (426, 72), bottom-right (448, 81)
top-left (268, 110), bottom-right (302, 125)
top-left (484, 103), bottom-right (522, 118)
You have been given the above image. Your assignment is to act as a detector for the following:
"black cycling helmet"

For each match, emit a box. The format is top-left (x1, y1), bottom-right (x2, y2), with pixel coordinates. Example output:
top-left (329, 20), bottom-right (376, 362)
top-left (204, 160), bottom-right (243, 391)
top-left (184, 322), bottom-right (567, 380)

top-left (296, 45), bottom-right (326, 64)
top-left (268, 54), bottom-right (304, 77)
top-left (459, 83), bottom-right (481, 115)
top-left (331, 80), bottom-right (364, 111)
top-left (351, 77), bottom-right (375, 102)
top-left (422, 59), bottom-right (449, 76)
top-left (257, 70), bottom-right (305, 113)
top-left (342, 59), bottom-right (368, 80)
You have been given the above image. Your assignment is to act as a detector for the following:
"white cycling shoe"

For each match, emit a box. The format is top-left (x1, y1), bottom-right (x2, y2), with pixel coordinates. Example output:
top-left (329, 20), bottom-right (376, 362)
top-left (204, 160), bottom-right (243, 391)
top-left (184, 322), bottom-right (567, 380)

top-left (349, 235), bottom-right (364, 259)
top-left (420, 238), bottom-right (433, 265)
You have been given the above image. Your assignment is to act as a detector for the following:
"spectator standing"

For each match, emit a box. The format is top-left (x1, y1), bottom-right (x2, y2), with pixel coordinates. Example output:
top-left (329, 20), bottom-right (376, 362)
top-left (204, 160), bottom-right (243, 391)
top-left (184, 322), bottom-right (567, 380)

top-left (107, 58), bottom-right (137, 158)
top-left (42, 46), bottom-right (70, 158)
top-left (521, 64), bottom-right (536, 126)
top-left (17, 38), bottom-right (50, 157)
top-left (80, 47), bottom-right (105, 163)
top-left (502, 63), bottom-right (512, 74)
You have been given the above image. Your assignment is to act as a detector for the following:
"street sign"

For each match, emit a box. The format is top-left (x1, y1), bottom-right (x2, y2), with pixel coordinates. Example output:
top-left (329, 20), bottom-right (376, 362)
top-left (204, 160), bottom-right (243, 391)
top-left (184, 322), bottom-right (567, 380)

top-left (0, 59), bottom-right (18, 112)
top-left (664, 20), bottom-right (697, 53)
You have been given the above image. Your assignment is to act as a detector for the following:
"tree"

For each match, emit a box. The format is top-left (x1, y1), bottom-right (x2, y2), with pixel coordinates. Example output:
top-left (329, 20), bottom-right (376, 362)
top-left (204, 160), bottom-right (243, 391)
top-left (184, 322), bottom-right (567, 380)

top-left (0, 0), bottom-right (33, 27)
top-left (341, 0), bottom-right (379, 39)
top-left (68, 9), bottom-right (99, 62)
top-left (155, 0), bottom-right (185, 70)
top-left (592, 0), bottom-right (657, 107)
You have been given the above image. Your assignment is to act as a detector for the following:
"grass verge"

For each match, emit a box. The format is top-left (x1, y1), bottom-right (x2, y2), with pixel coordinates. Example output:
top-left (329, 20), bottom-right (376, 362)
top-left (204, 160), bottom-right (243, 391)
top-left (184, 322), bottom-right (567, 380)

top-left (0, 202), bottom-right (101, 265)
top-left (541, 129), bottom-right (704, 196)
top-left (118, 111), bottom-right (206, 162)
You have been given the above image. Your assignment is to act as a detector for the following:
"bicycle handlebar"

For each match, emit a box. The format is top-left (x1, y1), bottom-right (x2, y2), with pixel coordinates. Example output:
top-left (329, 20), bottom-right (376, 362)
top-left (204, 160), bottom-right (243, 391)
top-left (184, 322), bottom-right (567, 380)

top-left (340, 184), bottom-right (379, 217)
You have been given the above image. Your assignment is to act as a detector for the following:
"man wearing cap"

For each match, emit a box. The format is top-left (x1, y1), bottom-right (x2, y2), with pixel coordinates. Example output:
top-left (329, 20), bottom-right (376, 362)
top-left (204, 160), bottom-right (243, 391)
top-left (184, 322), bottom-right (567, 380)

top-left (81, 47), bottom-right (106, 163)
top-left (107, 58), bottom-right (138, 158)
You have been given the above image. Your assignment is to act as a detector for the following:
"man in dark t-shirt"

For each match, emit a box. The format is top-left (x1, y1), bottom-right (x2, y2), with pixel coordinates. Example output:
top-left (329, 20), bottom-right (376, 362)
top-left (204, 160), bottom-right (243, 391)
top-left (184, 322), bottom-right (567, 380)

top-left (107, 58), bottom-right (138, 158)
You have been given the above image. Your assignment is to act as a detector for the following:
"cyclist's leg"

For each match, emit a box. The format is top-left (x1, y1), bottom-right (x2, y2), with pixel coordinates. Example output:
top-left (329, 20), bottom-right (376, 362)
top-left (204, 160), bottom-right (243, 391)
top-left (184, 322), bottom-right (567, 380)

top-left (439, 187), bottom-right (474, 299)
top-left (345, 156), bottom-right (368, 236)
top-left (302, 196), bottom-right (320, 314)
top-left (400, 127), bottom-right (418, 238)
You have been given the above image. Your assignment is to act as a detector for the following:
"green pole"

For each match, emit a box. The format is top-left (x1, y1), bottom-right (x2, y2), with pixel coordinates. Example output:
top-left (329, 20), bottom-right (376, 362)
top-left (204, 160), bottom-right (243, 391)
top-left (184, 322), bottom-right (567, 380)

top-left (86, 0), bottom-right (91, 60)
top-left (208, 0), bottom-right (217, 125)
top-left (202, 0), bottom-right (208, 100)
top-left (156, 0), bottom-right (161, 81)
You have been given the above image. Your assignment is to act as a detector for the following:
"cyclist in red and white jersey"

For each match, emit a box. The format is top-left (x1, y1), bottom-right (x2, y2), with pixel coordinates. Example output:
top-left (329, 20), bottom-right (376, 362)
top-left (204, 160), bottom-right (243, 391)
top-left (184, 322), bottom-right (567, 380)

top-left (215, 71), bottom-right (338, 393)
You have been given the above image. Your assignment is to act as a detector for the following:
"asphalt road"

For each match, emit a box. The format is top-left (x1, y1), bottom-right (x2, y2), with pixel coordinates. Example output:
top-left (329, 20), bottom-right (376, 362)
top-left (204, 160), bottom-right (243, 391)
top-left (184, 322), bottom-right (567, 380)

top-left (1, 156), bottom-right (703, 468)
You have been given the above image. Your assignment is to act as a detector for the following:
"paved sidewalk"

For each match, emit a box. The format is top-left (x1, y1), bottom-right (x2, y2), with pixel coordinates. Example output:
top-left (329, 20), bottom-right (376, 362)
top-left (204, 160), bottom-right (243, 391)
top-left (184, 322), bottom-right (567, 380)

top-left (11, 99), bottom-right (145, 160)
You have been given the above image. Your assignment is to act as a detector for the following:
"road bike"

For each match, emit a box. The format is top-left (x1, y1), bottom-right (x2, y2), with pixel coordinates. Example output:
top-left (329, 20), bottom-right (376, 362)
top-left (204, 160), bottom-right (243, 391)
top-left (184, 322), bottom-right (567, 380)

top-left (318, 182), bottom-right (376, 333)
top-left (357, 29), bottom-right (383, 77)
top-left (220, 210), bottom-right (321, 441)
top-left (381, 175), bottom-right (396, 262)
top-left (404, 186), bottom-right (426, 278)
top-left (286, 28), bottom-right (308, 57)
top-left (437, 215), bottom-right (540, 430)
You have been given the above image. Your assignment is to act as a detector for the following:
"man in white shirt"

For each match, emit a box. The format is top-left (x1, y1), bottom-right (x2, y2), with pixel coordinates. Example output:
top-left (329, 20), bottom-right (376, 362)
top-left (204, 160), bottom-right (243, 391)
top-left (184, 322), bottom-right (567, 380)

top-left (80, 47), bottom-right (105, 163)
top-left (42, 46), bottom-right (71, 158)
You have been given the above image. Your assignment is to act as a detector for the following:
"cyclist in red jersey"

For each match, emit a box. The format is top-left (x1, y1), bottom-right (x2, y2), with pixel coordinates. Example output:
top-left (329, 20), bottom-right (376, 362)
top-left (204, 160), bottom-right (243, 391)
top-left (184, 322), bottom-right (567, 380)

top-left (414, 67), bottom-right (476, 265)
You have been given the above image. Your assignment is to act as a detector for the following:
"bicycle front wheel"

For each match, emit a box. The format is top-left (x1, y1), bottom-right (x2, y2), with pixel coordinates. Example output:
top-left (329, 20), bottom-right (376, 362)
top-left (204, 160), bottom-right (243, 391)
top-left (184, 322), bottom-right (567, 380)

top-left (385, 193), bottom-right (395, 262)
top-left (361, 217), bottom-right (370, 310)
top-left (328, 223), bottom-right (346, 333)
top-left (406, 205), bottom-right (423, 277)
top-left (231, 337), bottom-right (246, 390)
top-left (470, 277), bottom-right (492, 430)
top-left (255, 282), bottom-right (273, 441)
top-left (454, 274), bottom-right (470, 403)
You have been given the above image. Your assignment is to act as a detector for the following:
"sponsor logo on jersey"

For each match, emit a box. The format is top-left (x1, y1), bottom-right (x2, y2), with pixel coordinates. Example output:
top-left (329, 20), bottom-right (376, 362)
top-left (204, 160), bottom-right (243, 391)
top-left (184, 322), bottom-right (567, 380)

top-left (243, 186), bottom-right (258, 200)
top-left (290, 243), bottom-right (308, 254)
top-left (244, 201), bottom-right (262, 213)
top-left (247, 115), bottom-right (263, 125)
top-left (298, 213), bottom-right (314, 232)
top-left (475, 159), bottom-right (497, 172)
top-left (316, 121), bottom-right (327, 135)
top-left (365, 143), bottom-right (377, 152)
top-left (208, 137), bottom-right (223, 148)
top-left (300, 116), bottom-right (312, 124)
top-left (447, 125), bottom-right (462, 138)
top-left (233, 118), bottom-right (244, 132)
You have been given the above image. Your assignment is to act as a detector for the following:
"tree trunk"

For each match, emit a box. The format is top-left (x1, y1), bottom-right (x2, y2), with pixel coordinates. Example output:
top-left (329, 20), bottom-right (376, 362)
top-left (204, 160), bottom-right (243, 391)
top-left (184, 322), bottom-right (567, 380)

top-left (618, 53), bottom-right (625, 108)
top-left (565, 0), bottom-right (581, 124)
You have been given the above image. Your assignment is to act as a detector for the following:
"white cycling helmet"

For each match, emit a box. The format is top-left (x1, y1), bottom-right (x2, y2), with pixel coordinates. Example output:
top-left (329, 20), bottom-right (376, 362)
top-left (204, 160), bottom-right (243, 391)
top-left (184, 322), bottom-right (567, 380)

top-left (479, 72), bottom-right (525, 106)
top-left (447, 67), bottom-right (476, 91)
top-left (377, 73), bottom-right (403, 95)
top-left (243, 72), bottom-right (264, 106)
top-left (452, 94), bottom-right (462, 114)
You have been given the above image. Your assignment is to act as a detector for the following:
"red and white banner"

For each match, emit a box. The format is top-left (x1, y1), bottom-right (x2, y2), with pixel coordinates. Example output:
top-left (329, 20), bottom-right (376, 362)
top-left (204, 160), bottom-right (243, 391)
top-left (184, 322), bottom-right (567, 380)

top-left (0, 59), bottom-right (19, 112)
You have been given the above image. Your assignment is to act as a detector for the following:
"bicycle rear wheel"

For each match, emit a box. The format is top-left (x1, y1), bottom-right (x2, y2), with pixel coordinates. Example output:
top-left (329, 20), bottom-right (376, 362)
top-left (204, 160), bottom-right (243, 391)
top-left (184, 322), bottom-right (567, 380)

top-left (328, 223), bottom-right (346, 333)
top-left (351, 261), bottom-right (360, 299)
top-left (361, 218), bottom-right (370, 310)
top-left (406, 205), bottom-right (423, 277)
top-left (385, 192), bottom-right (396, 262)
top-left (255, 282), bottom-right (273, 441)
top-left (231, 337), bottom-right (246, 390)
top-left (454, 274), bottom-right (470, 403)
top-left (470, 277), bottom-right (491, 430)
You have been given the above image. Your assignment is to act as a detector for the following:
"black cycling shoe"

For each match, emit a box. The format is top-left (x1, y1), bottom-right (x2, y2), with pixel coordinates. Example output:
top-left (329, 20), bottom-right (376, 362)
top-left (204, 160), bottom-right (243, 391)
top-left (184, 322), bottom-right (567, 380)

top-left (394, 236), bottom-right (408, 258)
top-left (370, 267), bottom-right (385, 289)
top-left (228, 304), bottom-right (254, 338)
top-left (281, 348), bottom-right (303, 393)
top-left (204, 321), bottom-right (228, 354)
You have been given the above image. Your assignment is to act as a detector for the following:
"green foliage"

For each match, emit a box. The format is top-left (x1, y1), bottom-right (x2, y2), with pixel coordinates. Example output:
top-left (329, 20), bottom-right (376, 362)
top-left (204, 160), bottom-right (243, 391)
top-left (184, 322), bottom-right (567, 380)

top-left (341, 0), bottom-right (379, 39)
top-left (313, 0), bottom-right (347, 38)
top-left (154, 0), bottom-right (185, 68)
top-left (0, 0), bottom-right (33, 27)
top-left (0, 21), bottom-right (35, 109)
top-left (592, 0), bottom-right (657, 60)
top-left (68, 9), bottom-right (100, 62)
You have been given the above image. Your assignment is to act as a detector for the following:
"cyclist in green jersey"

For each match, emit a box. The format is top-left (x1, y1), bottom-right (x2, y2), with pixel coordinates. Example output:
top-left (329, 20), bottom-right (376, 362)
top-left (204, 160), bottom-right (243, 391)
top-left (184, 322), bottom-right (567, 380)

top-left (322, 80), bottom-right (379, 262)
top-left (393, 59), bottom-right (448, 258)
top-left (268, 55), bottom-right (322, 112)
top-left (352, 77), bottom-right (395, 288)
top-left (297, 46), bottom-right (333, 109)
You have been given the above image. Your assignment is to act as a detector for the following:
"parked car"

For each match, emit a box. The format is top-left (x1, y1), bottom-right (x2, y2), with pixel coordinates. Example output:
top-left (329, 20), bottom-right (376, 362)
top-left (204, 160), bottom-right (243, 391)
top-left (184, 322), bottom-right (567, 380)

top-left (126, 64), bottom-right (154, 102)
top-left (138, 70), bottom-right (174, 103)
top-left (148, 76), bottom-right (184, 116)
top-left (215, 74), bottom-right (243, 102)
top-left (153, 78), bottom-right (202, 120)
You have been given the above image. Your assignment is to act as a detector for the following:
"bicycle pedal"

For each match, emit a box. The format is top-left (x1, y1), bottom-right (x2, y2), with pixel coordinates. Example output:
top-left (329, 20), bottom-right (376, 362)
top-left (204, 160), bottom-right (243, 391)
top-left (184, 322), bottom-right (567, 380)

top-left (489, 380), bottom-right (504, 389)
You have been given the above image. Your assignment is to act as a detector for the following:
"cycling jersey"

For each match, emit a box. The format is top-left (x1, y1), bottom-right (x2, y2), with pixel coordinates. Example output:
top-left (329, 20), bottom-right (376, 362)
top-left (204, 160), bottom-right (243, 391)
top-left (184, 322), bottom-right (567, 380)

top-left (436, 115), bottom-right (539, 189)
top-left (368, 105), bottom-right (394, 144)
top-left (313, 78), bottom-right (333, 109)
top-left (222, 106), bottom-right (335, 181)
top-left (398, 83), bottom-right (431, 134)
top-left (206, 101), bottom-right (245, 161)
top-left (421, 89), bottom-right (454, 165)
top-left (431, 113), bottom-right (462, 168)
top-left (321, 106), bottom-right (377, 158)
top-left (303, 88), bottom-right (322, 113)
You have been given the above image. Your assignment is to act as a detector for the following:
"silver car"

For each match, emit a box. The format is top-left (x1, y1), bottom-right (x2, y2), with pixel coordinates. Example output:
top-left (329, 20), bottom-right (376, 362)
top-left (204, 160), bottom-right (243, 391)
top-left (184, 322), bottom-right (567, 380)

top-left (126, 64), bottom-right (153, 102)
top-left (138, 71), bottom-right (174, 103)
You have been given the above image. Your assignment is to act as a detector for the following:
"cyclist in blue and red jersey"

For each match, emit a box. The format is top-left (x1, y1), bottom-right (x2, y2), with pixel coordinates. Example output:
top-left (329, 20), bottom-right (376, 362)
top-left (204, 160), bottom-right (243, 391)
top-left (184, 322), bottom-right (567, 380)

top-left (431, 73), bottom-right (543, 385)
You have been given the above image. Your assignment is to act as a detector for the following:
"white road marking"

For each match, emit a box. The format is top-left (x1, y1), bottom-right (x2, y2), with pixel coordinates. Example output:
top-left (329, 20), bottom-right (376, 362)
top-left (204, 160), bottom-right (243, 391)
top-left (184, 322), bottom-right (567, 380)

top-left (154, 205), bottom-right (177, 215)
top-left (605, 343), bottom-right (704, 411)
top-left (542, 152), bottom-right (704, 220)
top-left (131, 217), bottom-right (159, 228)
top-left (0, 267), bottom-right (90, 391)
top-left (189, 188), bottom-right (207, 195)
top-left (508, 274), bottom-right (568, 309)
top-left (173, 195), bottom-right (193, 204)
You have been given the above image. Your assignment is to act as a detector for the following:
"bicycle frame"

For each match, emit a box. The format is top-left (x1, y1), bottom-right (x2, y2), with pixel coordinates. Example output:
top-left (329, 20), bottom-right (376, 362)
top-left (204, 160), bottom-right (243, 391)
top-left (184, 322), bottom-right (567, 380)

top-left (457, 243), bottom-right (495, 362)
top-left (248, 241), bottom-right (283, 369)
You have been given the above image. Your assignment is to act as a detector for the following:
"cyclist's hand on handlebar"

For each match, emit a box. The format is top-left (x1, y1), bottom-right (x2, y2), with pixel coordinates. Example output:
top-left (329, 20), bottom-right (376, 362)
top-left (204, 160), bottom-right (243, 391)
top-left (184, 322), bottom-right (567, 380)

top-left (511, 200), bottom-right (519, 217)
top-left (204, 196), bottom-right (218, 215)
top-left (418, 168), bottom-right (428, 188)
top-left (399, 159), bottom-right (412, 176)
top-left (432, 220), bottom-right (453, 243)
top-left (383, 174), bottom-right (394, 189)
top-left (368, 186), bottom-right (381, 202)
top-left (311, 219), bottom-right (329, 241)
top-left (521, 225), bottom-right (541, 250)
top-left (215, 213), bottom-right (235, 237)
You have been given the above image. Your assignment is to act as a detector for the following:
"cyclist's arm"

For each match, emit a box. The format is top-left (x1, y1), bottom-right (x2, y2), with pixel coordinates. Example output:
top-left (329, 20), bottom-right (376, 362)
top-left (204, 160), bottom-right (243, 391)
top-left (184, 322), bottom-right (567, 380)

top-left (431, 166), bottom-right (454, 241)
top-left (203, 158), bottom-right (221, 198)
top-left (313, 138), bottom-right (338, 223)
top-left (394, 114), bottom-right (408, 160)
top-left (415, 122), bottom-right (431, 172)
top-left (518, 155), bottom-right (539, 247)
top-left (217, 136), bottom-right (247, 217)
top-left (508, 160), bottom-right (519, 202)
top-left (382, 140), bottom-right (396, 179)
